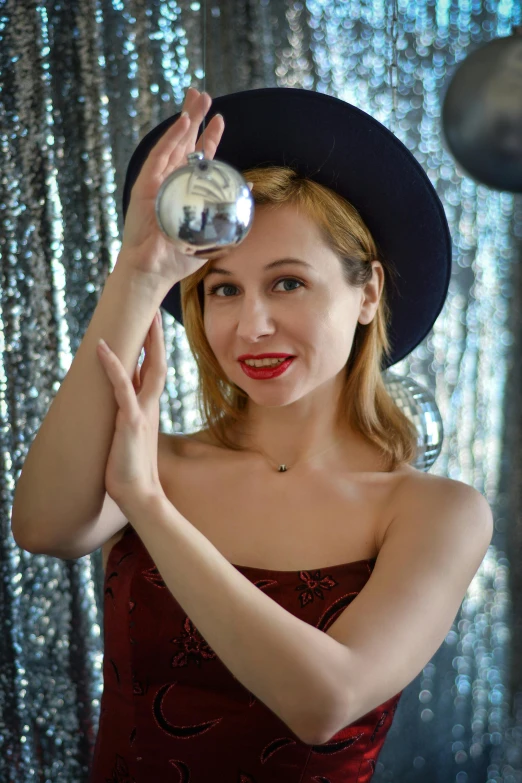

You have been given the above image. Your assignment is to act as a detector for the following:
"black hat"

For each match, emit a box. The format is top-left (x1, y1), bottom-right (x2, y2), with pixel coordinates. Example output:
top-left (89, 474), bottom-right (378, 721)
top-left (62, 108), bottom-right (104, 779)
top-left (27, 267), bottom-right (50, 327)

top-left (122, 87), bottom-right (452, 370)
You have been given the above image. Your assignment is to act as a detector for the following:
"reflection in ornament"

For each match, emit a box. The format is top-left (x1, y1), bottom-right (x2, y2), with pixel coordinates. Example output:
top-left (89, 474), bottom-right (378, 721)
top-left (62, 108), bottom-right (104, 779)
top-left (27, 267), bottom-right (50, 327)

top-left (156, 151), bottom-right (254, 258)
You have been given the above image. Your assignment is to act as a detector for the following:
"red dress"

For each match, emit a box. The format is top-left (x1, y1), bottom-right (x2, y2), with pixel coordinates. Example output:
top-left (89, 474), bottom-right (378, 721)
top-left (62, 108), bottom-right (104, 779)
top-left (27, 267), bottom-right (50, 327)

top-left (90, 525), bottom-right (402, 782)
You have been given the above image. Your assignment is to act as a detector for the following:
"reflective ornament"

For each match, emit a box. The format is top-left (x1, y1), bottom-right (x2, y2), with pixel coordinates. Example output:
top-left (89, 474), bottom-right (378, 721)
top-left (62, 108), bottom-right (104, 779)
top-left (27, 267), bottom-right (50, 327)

top-left (442, 26), bottom-right (522, 192)
top-left (155, 151), bottom-right (255, 259)
top-left (383, 371), bottom-right (444, 471)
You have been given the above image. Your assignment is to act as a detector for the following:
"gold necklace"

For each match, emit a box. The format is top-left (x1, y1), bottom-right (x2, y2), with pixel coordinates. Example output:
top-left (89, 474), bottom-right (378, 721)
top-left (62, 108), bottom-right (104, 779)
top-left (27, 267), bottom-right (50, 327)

top-left (253, 438), bottom-right (342, 473)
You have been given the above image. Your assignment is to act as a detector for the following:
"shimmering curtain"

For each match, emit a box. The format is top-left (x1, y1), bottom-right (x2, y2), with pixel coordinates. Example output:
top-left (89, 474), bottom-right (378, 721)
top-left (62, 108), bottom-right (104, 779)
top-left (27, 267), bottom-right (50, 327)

top-left (1, 0), bottom-right (521, 780)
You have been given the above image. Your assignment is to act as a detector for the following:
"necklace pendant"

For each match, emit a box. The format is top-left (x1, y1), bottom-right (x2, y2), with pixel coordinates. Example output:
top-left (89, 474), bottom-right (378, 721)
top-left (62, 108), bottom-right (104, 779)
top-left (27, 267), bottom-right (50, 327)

top-left (278, 464), bottom-right (288, 472)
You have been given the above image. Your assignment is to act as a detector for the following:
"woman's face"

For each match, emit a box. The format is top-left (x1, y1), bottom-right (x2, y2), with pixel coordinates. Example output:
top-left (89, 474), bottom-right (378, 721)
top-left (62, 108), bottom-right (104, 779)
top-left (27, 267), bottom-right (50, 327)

top-left (202, 202), bottom-right (382, 408)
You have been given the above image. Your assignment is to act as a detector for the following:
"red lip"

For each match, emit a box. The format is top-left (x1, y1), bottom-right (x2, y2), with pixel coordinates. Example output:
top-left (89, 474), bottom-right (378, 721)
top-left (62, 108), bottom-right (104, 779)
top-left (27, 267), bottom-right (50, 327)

top-left (240, 357), bottom-right (295, 380)
top-left (237, 353), bottom-right (294, 360)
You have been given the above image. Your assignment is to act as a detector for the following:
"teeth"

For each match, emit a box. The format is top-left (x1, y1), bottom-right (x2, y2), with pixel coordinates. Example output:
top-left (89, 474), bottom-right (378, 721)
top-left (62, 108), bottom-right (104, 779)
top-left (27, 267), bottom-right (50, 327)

top-left (244, 357), bottom-right (288, 367)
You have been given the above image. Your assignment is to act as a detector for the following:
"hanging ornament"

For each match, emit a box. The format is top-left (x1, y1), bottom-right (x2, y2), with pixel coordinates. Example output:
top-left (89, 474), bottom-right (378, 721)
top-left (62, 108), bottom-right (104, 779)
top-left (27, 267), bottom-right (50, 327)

top-left (383, 371), bottom-right (444, 471)
top-left (155, 0), bottom-right (254, 259)
top-left (155, 151), bottom-right (254, 259)
top-left (441, 26), bottom-right (522, 192)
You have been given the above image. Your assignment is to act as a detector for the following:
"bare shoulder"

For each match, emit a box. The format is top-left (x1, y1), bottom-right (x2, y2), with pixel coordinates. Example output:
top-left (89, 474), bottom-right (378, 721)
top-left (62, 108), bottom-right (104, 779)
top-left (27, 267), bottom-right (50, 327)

top-left (325, 469), bottom-right (493, 730)
top-left (396, 468), bottom-right (491, 505)
top-left (389, 467), bottom-right (493, 538)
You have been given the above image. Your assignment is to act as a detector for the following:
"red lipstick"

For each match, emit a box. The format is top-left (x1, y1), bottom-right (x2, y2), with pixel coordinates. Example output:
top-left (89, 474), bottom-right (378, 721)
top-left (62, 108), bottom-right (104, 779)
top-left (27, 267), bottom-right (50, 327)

top-left (237, 353), bottom-right (294, 360)
top-left (240, 357), bottom-right (295, 380)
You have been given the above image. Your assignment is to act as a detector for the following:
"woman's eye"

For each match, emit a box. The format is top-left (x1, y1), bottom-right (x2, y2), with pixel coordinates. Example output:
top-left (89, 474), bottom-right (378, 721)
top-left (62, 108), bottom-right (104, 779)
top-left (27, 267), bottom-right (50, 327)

top-left (207, 278), bottom-right (304, 297)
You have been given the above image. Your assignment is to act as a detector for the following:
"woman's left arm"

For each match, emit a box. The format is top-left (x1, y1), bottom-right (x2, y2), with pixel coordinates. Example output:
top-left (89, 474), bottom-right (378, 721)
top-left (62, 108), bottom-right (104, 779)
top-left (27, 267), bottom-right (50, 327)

top-left (126, 491), bottom-right (353, 747)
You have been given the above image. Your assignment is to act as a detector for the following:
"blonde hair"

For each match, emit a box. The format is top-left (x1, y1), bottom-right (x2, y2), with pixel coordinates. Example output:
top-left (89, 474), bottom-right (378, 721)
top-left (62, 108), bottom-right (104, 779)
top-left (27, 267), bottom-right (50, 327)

top-left (179, 166), bottom-right (419, 472)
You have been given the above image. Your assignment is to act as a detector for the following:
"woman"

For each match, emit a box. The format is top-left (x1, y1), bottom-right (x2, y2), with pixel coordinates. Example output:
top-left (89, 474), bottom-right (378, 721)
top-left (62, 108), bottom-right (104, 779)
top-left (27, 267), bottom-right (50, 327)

top-left (94, 86), bottom-right (492, 780)
top-left (13, 87), bottom-right (493, 781)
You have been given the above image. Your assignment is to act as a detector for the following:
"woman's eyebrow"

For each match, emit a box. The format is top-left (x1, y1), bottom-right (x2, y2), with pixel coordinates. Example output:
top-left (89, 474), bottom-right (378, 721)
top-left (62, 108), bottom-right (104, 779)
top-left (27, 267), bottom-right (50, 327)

top-left (205, 258), bottom-right (313, 278)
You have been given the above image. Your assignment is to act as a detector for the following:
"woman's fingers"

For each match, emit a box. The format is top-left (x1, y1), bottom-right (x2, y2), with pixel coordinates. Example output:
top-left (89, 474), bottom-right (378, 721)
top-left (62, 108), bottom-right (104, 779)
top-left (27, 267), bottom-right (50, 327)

top-left (184, 91), bottom-right (213, 151)
top-left (137, 87), bottom-right (222, 190)
top-left (133, 116), bottom-right (191, 200)
top-left (182, 86), bottom-right (204, 115)
top-left (165, 92), bottom-right (214, 171)
top-left (98, 342), bottom-right (139, 418)
top-left (132, 312), bottom-right (159, 393)
top-left (166, 111), bottom-right (223, 171)
top-left (194, 113), bottom-right (225, 160)
top-left (137, 88), bottom-right (209, 188)
top-left (139, 314), bottom-right (167, 399)
top-left (98, 314), bottom-right (166, 422)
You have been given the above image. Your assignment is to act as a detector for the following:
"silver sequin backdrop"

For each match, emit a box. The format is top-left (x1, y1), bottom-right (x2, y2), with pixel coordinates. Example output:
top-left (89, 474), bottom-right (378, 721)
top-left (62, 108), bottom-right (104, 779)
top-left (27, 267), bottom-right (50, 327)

top-left (1, 0), bottom-right (521, 781)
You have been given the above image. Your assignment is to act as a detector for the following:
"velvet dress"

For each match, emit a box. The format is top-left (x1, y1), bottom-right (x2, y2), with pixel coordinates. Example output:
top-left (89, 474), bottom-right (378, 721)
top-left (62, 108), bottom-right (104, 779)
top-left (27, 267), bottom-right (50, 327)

top-left (90, 525), bottom-right (402, 782)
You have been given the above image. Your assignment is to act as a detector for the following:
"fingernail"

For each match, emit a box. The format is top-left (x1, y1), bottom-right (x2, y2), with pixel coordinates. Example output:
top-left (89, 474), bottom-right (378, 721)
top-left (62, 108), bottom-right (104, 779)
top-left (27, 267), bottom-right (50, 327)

top-left (181, 111), bottom-right (189, 119)
top-left (98, 338), bottom-right (109, 352)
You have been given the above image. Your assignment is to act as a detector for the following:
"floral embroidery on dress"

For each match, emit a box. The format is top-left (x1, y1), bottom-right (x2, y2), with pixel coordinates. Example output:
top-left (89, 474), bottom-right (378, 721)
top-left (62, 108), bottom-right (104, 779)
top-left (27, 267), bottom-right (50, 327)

top-left (105, 753), bottom-right (135, 783)
top-left (132, 669), bottom-right (148, 696)
top-left (261, 736), bottom-right (299, 761)
top-left (251, 576), bottom-right (279, 591)
top-left (153, 682), bottom-right (222, 737)
top-left (369, 710), bottom-right (388, 742)
top-left (316, 591), bottom-right (360, 632)
top-left (170, 615), bottom-right (217, 667)
top-left (92, 532), bottom-right (400, 782)
top-left (308, 733), bottom-right (365, 754)
top-left (295, 570), bottom-right (340, 607)
top-left (142, 565), bottom-right (167, 589)
top-left (168, 759), bottom-right (191, 778)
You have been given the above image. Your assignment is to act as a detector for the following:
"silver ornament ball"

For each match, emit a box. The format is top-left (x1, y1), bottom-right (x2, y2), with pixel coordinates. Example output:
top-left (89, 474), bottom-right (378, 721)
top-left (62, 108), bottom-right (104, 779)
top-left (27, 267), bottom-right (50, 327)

top-left (441, 27), bottom-right (522, 192)
top-left (155, 151), bottom-right (255, 259)
top-left (383, 370), bottom-right (444, 471)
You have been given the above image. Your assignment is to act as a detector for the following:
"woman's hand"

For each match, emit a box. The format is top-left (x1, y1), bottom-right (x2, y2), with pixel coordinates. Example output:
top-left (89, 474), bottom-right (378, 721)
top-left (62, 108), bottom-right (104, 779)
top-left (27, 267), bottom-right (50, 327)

top-left (96, 310), bottom-right (168, 516)
top-left (120, 87), bottom-right (225, 285)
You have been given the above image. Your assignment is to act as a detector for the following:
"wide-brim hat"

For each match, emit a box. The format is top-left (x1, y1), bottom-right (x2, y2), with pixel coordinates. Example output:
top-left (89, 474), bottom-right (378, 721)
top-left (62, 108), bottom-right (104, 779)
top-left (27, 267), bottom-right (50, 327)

top-left (122, 87), bottom-right (452, 370)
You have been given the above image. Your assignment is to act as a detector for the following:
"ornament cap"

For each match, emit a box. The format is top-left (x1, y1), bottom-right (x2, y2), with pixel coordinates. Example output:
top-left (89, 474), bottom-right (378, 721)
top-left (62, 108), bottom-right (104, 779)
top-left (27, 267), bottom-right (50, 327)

top-left (187, 151), bottom-right (205, 162)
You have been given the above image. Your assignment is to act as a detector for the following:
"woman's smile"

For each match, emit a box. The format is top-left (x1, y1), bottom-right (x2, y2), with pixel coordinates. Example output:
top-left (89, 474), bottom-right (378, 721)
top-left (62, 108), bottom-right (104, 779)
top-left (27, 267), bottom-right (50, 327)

top-left (239, 357), bottom-right (296, 380)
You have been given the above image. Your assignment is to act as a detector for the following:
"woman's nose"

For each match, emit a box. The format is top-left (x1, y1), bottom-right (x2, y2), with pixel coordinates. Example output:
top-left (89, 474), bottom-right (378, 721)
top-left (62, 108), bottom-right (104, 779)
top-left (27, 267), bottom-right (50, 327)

top-left (235, 296), bottom-right (276, 340)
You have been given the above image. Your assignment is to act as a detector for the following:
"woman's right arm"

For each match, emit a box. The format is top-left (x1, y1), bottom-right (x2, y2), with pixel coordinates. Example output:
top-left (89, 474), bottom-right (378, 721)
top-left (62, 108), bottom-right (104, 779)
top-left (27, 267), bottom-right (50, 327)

top-left (10, 86), bottom-right (224, 557)
top-left (10, 259), bottom-right (175, 553)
